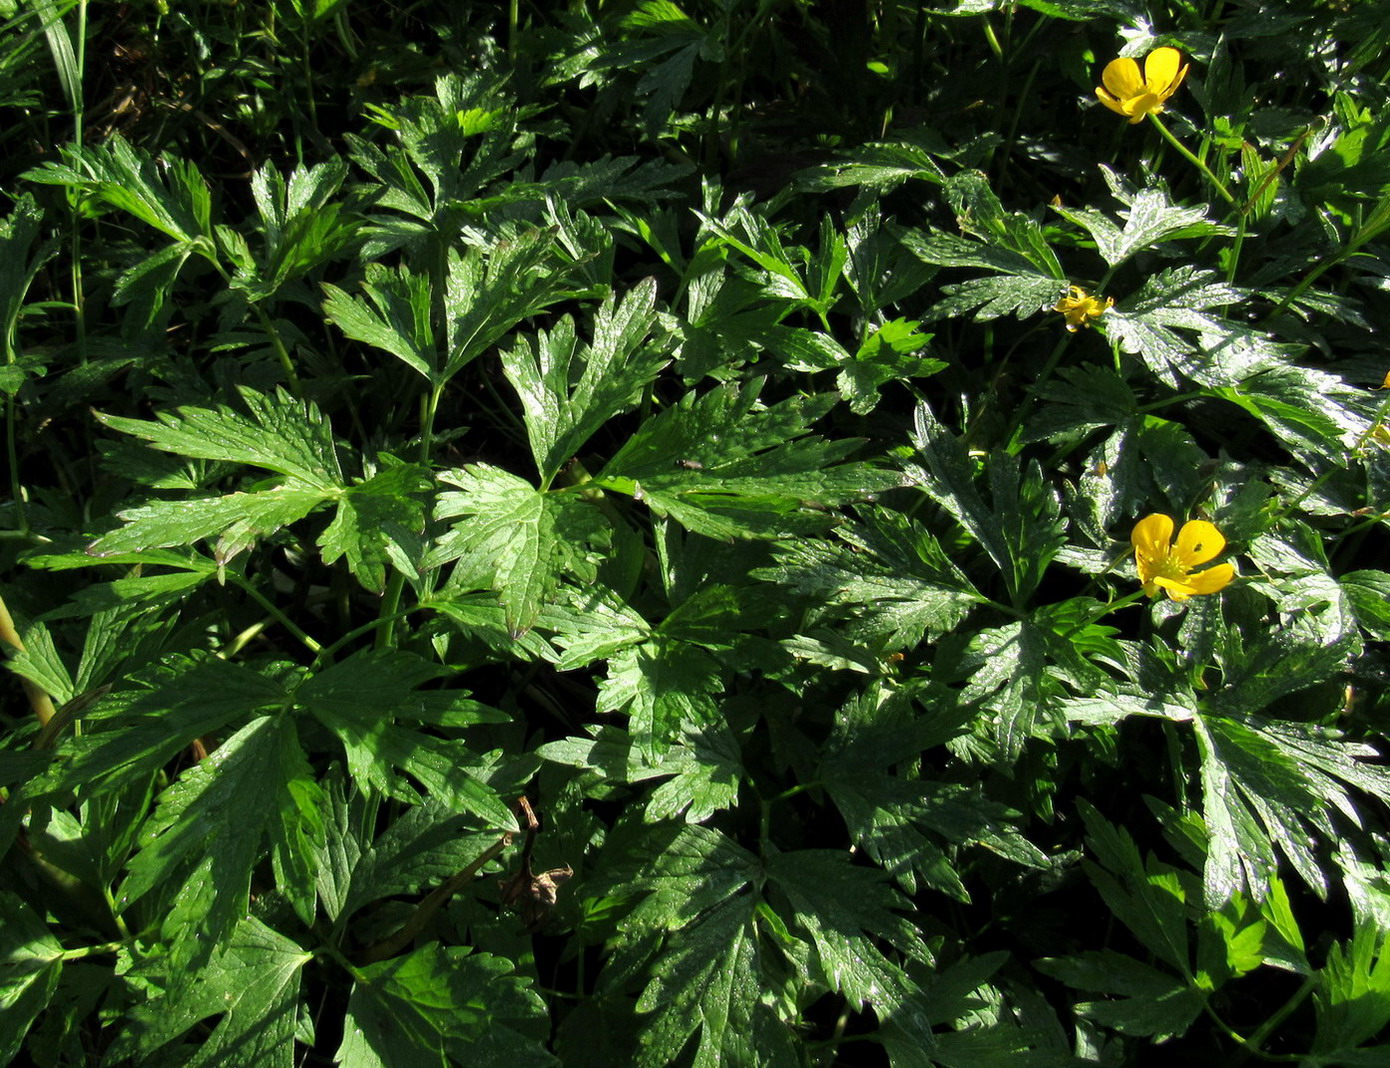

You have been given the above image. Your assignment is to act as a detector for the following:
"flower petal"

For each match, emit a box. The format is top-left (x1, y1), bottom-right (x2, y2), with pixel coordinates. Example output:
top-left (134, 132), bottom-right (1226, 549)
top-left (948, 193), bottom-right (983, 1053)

top-left (1095, 87), bottom-right (1129, 116)
top-left (1143, 47), bottom-right (1182, 93)
top-left (1131, 513), bottom-right (1174, 554)
top-left (1102, 57), bottom-right (1143, 99)
top-left (1174, 520), bottom-right (1225, 566)
top-left (1124, 92), bottom-right (1161, 120)
top-left (1151, 575), bottom-right (1195, 601)
top-left (1165, 62), bottom-right (1190, 99)
top-left (1184, 562), bottom-right (1235, 596)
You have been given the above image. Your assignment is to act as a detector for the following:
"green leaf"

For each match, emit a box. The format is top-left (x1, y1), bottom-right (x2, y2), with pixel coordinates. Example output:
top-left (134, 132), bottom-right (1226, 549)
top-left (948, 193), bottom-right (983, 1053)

top-left (1341, 570), bottom-right (1390, 640)
top-left (93, 386), bottom-right (343, 488)
top-left (768, 849), bottom-right (936, 1052)
top-left (337, 800), bottom-right (505, 923)
top-left (298, 651), bottom-right (517, 830)
top-left (441, 230), bottom-right (579, 382)
top-left (1297, 108), bottom-right (1390, 214)
top-left (432, 464), bottom-right (602, 637)
top-left (942, 171), bottom-right (1063, 277)
top-left (908, 403), bottom-right (1065, 604)
top-left (318, 460), bottom-right (432, 593)
top-left (29, 656), bottom-right (287, 802)
top-left (1077, 801), bottom-right (1191, 975)
top-left (597, 637), bottom-right (724, 760)
top-left (5, 620), bottom-right (75, 705)
top-left (1025, 366), bottom-right (1138, 443)
top-left (1210, 602), bottom-right (1359, 718)
top-left (233, 159), bottom-right (357, 302)
top-left (632, 893), bottom-right (790, 1068)
top-left (756, 509), bottom-right (979, 649)
top-left (931, 271), bottom-right (1067, 323)
top-left (502, 277), bottom-right (671, 486)
top-left (1215, 364), bottom-right (1367, 463)
top-left (121, 717), bottom-right (311, 950)
top-left (1036, 951), bottom-right (1204, 1040)
top-left (962, 621), bottom-right (1052, 759)
top-left (823, 737), bottom-right (1046, 899)
top-left (598, 381), bottom-right (897, 539)
top-left (31, 0), bottom-right (80, 113)
top-left (347, 72), bottom-right (530, 242)
top-left (88, 482), bottom-right (332, 561)
top-left (1192, 710), bottom-right (1390, 906)
top-left (642, 721), bottom-right (743, 824)
top-left (899, 225), bottom-right (1063, 323)
top-left (1102, 267), bottom-right (1297, 389)
top-left (696, 204), bottom-right (841, 316)
top-left (0, 195), bottom-right (54, 355)
top-left (325, 229), bottom-right (578, 388)
top-left (1314, 924), bottom-right (1390, 1055)
top-left (338, 944), bottom-right (556, 1068)
top-left (798, 140), bottom-right (947, 192)
top-left (25, 134), bottom-right (213, 246)
top-left (840, 317), bottom-right (944, 415)
top-left (1070, 691), bottom-right (1390, 907)
top-left (0, 893), bottom-right (64, 1065)
top-left (321, 262), bottom-right (437, 382)
top-left (1052, 179), bottom-right (1230, 267)
top-left (613, 1), bottom-right (720, 139)
top-left (108, 916), bottom-right (310, 1067)
top-left (599, 824), bottom-right (760, 937)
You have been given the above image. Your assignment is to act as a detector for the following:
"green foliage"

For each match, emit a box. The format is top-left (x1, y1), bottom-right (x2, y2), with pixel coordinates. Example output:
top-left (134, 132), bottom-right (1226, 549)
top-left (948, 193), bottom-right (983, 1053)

top-left (4, 2), bottom-right (1390, 1065)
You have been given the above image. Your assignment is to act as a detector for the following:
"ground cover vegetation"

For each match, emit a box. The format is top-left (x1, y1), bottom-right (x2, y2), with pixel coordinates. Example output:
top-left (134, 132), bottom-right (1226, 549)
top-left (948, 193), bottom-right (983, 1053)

top-left (2, 0), bottom-right (1390, 1063)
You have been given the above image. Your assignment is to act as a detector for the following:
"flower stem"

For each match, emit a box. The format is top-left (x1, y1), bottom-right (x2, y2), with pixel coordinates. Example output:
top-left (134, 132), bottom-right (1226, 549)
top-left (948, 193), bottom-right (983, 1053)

top-left (1147, 113), bottom-right (1236, 207)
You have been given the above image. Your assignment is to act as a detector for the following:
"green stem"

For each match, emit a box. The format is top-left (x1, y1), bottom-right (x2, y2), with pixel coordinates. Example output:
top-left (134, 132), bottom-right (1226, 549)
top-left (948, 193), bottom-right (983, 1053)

top-left (1201, 1000), bottom-right (1307, 1062)
top-left (5, 395), bottom-right (24, 535)
top-left (315, 604), bottom-right (417, 669)
top-left (1003, 332), bottom-right (1072, 452)
top-left (103, 885), bottom-right (132, 940)
top-left (1245, 975), bottom-right (1316, 1053)
top-left (61, 941), bottom-right (123, 961)
top-left (230, 576), bottom-right (321, 655)
top-left (418, 384), bottom-right (443, 464)
top-left (70, 0), bottom-right (88, 366)
top-left (1226, 210), bottom-right (1247, 284)
top-left (1147, 112), bottom-right (1236, 206)
top-left (221, 619), bottom-right (268, 659)
top-left (252, 305), bottom-right (304, 397)
top-left (1137, 390), bottom-right (1209, 414)
top-left (375, 573), bottom-right (408, 652)
top-left (981, 14), bottom-right (1003, 60)
top-left (1262, 193), bottom-right (1390, 325)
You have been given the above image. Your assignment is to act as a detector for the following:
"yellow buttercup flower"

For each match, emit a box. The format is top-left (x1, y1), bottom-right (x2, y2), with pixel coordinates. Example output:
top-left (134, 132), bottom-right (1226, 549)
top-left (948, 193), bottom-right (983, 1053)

top-left (1096, 47), bottom-right (1189, 124)
top-left (1054, 285), bottom-right (1113, 332)
top-left (1131, 513), bottom-right (1235, 601)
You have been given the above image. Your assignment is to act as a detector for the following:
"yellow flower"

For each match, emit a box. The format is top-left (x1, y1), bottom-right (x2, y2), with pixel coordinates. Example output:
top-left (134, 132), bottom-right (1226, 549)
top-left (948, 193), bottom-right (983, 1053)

top-left (1054, 285), bottom-right (1113, 331)
top-left (1096, 47), bottom-right (1189, 124)
top-left (1131, 513), bottom-right (1235, 601)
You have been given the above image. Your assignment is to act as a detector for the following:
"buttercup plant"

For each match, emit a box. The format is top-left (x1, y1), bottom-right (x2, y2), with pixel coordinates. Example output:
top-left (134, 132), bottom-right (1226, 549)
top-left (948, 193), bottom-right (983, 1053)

top-left (1131, 513), bottom-right (1236, 601)
top-left (1095, 44), bottom-right (1236, 206)
top-left (2, 3), bottom-right (1390, 1065)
